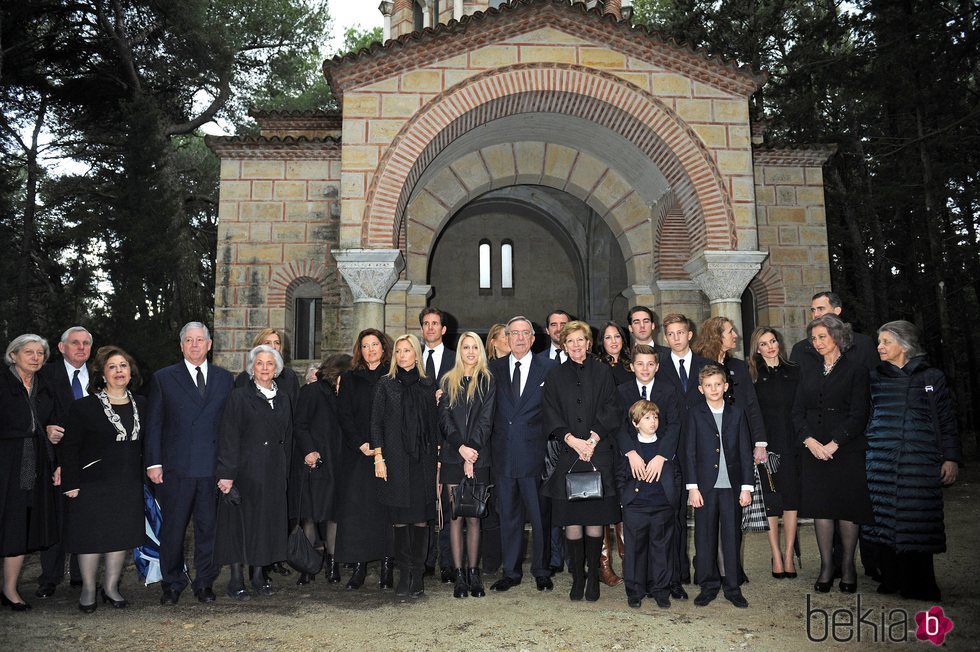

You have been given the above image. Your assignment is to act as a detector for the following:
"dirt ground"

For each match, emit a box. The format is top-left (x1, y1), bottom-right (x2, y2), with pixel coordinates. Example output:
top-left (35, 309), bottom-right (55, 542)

top-left (2, 464), bottom-right (977, 651)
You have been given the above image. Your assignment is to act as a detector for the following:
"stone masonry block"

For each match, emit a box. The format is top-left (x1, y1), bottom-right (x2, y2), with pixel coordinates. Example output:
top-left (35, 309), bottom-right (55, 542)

top-left (768, 206), bottom-right (807, 223)
top-left (401, 69), bottom-right (443, 93)
top-left (249, 223), bottom-right (271, 241)
top-left (407, 190), bottom-right (446, 228)
top-left (579, 48), bottom-right (626, 69)
top-left (342, 119), bottom-right (367, 145)
top-left (806, 207), bottom-right (827, 225)
top-left (241, 161), bottom-right (284, 179)
top-left (220, 159), bottom-right (241, 179)
top-left (542, 144), bottom-right (577, 187)
top-left (758, 225), bottom-right (778, 246)
top-left (692, 124), bottom-right (728, 149)
top-left (482, 143), bottom-right (517, 187)
top-left (805, 167), bottom-right (824, 185)
top-left (513, 141), bottom-right (545, 183)
top-left (778, 226), bottom-right (799, 244)
top-left (274, 181), bottom-right (306, 200)
top-left (239, 202), bottom-right (282, 222)
top-left (214, 308), bottom-right (246, 329)
top-left (341, 172), bottom-right (364, 199)
top-left (613, 193), bottom-right (651, 235)
top-left (237, 243), bottom-right (283, 262)
top-left (285, 202), bottom-right (326, 222)
top-left (776, 186), bottom-right (796, 206)
top-left (343, 146), bottom-right (379, 171)
top-left (755, 186), bottom-right (776, 206)
top-left (450, 151), bottom-right (491, 192)
top-left (728, 125), bottom-right (751, 148)
top-left (590, 169), bottom-right (632, 212)
top-left (272, 224), bottom-right (307, 242)
top-left (568, 153), bottom-right (607, 195)
top-left (731, 177), bottom-right (755, 202)
top-left (692, 81), bottom-right (731, 98)
top-left (221, 180), bottom-right (250, 201)
top-left (469, 45), bottom-right (519, 68)
top-left (716, 150), bottom-right (752, 175)
top-left (218, 201), bottom-right (239, 221)
top-left (507, 27), bottom-right (589, 45)
top-left (612, 71), bottom-right (651, 92)
top-left (764, 166), bottom-right (805, 185)
top-left (286, 161), bottom-right (331, 180)
top-left (251, 181), bottom-right (273, 200)
top-left (343, 94), bottom-right (379, 118)
top-left (796, 186), bottom-right (825, 206)
top-left (799, 226), bottom-right (827, 246)
top-left (652, 73), bottom-right (691, 96)
top-left (368, 119), bottom-right (404, 145)
top-left (284, 243), bottom-right (327, 261)
top-left (713, 99), bottom-right (750, 123)
top-left (381, 94), bottom-right (420, 118)
top-left (768, 246), bottom-right (809, 265)
top-left (519, 46), bottom-right (576, 64)
top-left (675, 99), bottom-right (712, 122)
top-left (426, 167), bottom-right (467, 208)
top-left (221, 223), bottom-right (249, 242)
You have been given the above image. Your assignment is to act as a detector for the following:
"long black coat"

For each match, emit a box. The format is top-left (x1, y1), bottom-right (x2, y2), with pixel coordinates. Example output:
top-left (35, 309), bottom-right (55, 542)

top-left (540, 356), bottom-right (623, 501)
top-left (864, 357), bottom-right (961, 553)
top-left (370, 372), bottom-right (439, 513)
top-left (290, 379), bottom-right (343, 522)
top-left (334, 366), bottom-right (388, 562)
top-left (60, 395), bottom-right (145, 553)
top-left (0, 368), bottom-right (58, 556)
top-left (214, 384), bottom-right (292, 566)
top-left (792, 354), bottom-right (873, 522)
top-left (722, 357), bottom-right (767, 445)
top-left (753, 360), bottom-right (799, 455)
top-left (438, 375), bottom-right (495, 470)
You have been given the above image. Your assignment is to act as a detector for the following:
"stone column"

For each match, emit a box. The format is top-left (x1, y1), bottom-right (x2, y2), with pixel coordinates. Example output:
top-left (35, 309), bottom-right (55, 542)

top-left (390, 0), bottom-right (414, 39)
top-left (684, 250), bottom-right (768, 340)
top-left (334, 249), bottom-right (404, 335)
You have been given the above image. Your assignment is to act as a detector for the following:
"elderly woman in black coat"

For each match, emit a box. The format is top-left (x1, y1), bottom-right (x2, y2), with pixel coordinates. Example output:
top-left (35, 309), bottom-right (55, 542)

top-left (865, 320), bottom-right (961, 601)
top-left (335, 329), bottom-right (395, 589)
top-left (542, 321), bottom-right (622, 602)
top-left (1, 335), bottom-right (58, 611)
top-left (215, 345), bottom-right (292, 599)
top-left (290, 353), bottom-right (352, 586)
top-left (438, 331), bottom-right (495, 599)
top-left (372, 334), bottom-right (439, 598)
top-left (792, 314), bottom-right (873, 594)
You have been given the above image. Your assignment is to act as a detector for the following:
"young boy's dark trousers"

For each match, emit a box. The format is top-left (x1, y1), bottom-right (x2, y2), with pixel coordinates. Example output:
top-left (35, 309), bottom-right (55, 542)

top-left (693, 487), bottom-right (741, 599)
top-left (622, 503), bottom-right (675, 600)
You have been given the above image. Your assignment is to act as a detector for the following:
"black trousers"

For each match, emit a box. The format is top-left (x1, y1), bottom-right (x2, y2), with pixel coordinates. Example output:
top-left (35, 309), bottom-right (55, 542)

top-left (156, 476), bottom-right (219, 593)
top-left (497, 475), bottom-right (551, 580)
top-left (693, 488), bottom-right (741, 597)
top-left (623, 502), bottom-right (675, 600)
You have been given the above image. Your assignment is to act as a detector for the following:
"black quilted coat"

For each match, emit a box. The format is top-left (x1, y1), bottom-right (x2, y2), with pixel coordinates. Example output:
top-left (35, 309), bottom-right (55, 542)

top-left (863, 356), bottom-right (961, 553)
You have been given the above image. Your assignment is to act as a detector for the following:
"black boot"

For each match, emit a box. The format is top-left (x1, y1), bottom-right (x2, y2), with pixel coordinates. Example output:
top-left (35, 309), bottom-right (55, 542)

top-left (394, 527), bottom-right (411, 597)
top-left (468, 568), bottom-right (485, 598)
top-left (379, 557), bottom-right (395, 589)
top-left (409, 526), bottom-right (428, 598)
top-left (452, 568), bottom-right (469, 598)
top-left (251, 566), bottom-right (273, 596)
top-left (346, 562), bottom-right (367, 589)
top-left (227, 563), bottom-right (250, 600)
top-left (568, 538), bottom-right (585, 601)
top-left (584, 535), bottom-right (602, 602)
top-left (327, 555), bottom-right (341, 583)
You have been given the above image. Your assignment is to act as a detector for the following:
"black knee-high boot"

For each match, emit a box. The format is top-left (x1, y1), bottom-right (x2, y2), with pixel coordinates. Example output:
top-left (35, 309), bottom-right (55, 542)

top-left (584, 535), bottom-right (603, 602)
top-left (568, 538), bottom-right (585, 601)
top-left (394, 527), bottom-right (411, 597)
top-left (409, 525), bottom-right (428, 597)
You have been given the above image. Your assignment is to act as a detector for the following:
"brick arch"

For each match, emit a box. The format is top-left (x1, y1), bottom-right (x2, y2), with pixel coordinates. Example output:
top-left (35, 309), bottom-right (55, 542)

top-left (268, 260), bottom-right (330, 308)
top-left (747, 262), bottom-right (786, 314)
top-left (403, 143), bottom-right (652, 284)
top-left (362, 63), bottom-right (737, 252)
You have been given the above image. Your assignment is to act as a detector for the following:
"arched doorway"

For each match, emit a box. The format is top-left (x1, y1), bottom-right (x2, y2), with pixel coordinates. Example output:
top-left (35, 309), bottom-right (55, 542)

top-left (428, 185), bottom-right (627, 332)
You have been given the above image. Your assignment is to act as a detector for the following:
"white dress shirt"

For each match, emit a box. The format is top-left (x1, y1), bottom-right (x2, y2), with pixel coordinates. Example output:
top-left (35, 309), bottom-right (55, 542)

top-left (508, 350), bottom-right (533, 396)
top-left (63, 359), bottom-right (89, 398)
top-left (424, 342), bottom-right (446, 377)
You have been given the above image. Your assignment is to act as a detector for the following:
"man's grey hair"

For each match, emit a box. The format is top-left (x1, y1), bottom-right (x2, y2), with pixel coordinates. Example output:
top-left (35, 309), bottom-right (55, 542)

top-left (179, 321), bottom-right (211, 342)
top-left (60, 327), bottom-right (92, 345)
top-left (506, 315), bottom-right (533, 334)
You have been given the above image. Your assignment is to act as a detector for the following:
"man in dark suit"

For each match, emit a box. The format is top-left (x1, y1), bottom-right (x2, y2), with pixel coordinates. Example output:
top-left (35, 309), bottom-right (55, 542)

top-left (790, 291), bottom-right (878, 372)
top-left (489, 316), bottom-right (558, 593)
top-left (418, 307), bottom-right (456, 582)
top-left (145, 321), bottom-right (234, 605)
top-left (656, 313), bottom-right (714, 587)
top-left (35, 326), bottom-right (92, 598)
top-left (685, 364), bottom-right (753, 608)
top-left (535, 309), bottom-right (569, 365)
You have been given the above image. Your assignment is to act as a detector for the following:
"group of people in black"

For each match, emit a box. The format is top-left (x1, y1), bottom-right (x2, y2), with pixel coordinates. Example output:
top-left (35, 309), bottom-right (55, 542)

top-left (0, 290), bottom-right (961, 615)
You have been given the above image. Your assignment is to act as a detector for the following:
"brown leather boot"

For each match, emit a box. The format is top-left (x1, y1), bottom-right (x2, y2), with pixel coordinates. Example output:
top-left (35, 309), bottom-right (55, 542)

top-left (599, 526), bottom-right (622, 586)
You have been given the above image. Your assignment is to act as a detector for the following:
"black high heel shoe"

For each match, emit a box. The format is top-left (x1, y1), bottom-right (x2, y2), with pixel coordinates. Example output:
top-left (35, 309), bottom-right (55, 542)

top-left (813, 580), bottom-right (833, 593)
top-left (78, 600), bottom-right (97, 613)
top-left (839, 580), bottom-right (857, 594)
top-left (1, 592), bottom-right (32, 611)
top-left (771, 558), bottom-right (785, 579)
top-left (101, 588), bottom-right (128, 608)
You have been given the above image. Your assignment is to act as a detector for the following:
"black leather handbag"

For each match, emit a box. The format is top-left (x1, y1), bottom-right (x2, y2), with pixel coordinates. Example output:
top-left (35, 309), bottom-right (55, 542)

top-left (565, 459), bottom-right (603, 501)
top-left (451, 476), bottom-right (493, 519)
top-left (286, 471), bottom-right (323, 574)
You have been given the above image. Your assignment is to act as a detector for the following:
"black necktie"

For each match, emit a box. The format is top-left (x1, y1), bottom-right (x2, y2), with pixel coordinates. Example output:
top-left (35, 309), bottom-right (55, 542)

top-left (426, 349), bottom-right (436, 379)
top-left (679, 359), bottom-right (688, 393)
top-left (71, 369), bottom-right (83, 400)
top-left (195, 366), bottom-right (206, 397)
top-left (554, 348), bottom-right (562, 363)
top-left (512, 361), bottom-right (522, 401)
top-left (640, 384), bottom-right (647, 400)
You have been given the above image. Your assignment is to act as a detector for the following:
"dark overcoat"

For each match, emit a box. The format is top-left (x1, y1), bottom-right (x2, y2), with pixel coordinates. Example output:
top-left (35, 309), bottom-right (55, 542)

top-left (864, 357), bottom-right (961, 553)
top-left (214, 384), bottom-right (292, 566)
top-left (290, 379), bottom-right (343, 522)
top-left (438, 375), bottom-right (496, 470)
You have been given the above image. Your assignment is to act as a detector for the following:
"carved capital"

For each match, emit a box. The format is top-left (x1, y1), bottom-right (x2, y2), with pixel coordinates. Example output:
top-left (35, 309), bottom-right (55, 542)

top-left (334, 249), bottom-right (404, 304)
top-left (684, 250), bottom-right (768, 303)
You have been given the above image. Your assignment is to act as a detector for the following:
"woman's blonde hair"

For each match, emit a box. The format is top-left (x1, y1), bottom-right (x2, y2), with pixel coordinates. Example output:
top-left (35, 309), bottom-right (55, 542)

top-left (559, 320), bottom-right (593, 349)
top-left (386, 333), bottom-right (425, 379)
top-left (485, 323), bottom-right (507, 359)
top-left (442, 332), bottom-right (492, 407)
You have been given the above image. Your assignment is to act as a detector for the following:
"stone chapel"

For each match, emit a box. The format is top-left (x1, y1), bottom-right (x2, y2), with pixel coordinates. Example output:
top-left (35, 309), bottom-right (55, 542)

top-left (206, 0), bottom-right (835, 370)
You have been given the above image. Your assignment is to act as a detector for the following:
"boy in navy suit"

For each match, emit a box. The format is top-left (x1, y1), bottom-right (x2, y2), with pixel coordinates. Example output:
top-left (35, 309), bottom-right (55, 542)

top-left (616, 400), bottom-right (681, 609)
top-left (685, 364), bottom-right (753, 608)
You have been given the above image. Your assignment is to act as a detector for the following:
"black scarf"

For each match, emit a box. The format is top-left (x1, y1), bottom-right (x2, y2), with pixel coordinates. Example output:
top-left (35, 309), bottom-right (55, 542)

top-left (396, 367), bottom-right (433, 461)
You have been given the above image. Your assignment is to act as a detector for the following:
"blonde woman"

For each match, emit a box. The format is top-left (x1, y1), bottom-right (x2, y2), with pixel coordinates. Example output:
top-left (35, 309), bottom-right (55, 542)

top-left (438, 332), bottom-right (496, 598)
top-left (371, 334), bottom-right (439, 597)
top-left (485, 324), bottom-right (510, 360)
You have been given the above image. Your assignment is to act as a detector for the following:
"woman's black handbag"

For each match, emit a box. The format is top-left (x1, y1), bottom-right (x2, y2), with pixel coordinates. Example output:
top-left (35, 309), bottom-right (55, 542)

top-left (758, 462), bottom-right (784, 517)
top-left (451, 476), bottom-right (493, 519)
top-left (286, 471), bottom-right (323, 574)
top-left (565, 459), bottom-right (603, 501)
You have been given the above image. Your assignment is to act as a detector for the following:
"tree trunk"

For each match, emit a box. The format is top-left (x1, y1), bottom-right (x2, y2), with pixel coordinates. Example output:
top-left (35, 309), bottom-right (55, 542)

top-left (16, 98), bottom-right (47, 332)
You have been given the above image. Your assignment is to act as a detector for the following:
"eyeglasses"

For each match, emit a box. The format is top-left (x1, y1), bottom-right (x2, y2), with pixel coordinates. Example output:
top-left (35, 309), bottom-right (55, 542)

top-left (508, 330), bottom-right (532, 338)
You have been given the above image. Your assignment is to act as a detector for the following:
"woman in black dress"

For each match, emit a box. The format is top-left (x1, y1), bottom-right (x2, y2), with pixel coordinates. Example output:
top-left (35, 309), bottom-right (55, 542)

top-left (291, 353), bottom-right (352, 586)
top-left (438, 332), bottom-right (495, 598)
top-left (61, 346), bottom-right (145, 612)
top-left (1, 335), bottom-right (57, 612)
top-left (335, 329), bottom-right (394, 589)
top-left (747, 327), bottom-right (800, 579)
top-left (792, 315), bottom-right (873, 594)
top-left (215, 345), bottom-right (292, 599)
top-left (542, 321), bottom-right (622, 602)
top-left (596, 321), bottom-right (633, 386)
top-left (372, 334), bottom-right (439, 598)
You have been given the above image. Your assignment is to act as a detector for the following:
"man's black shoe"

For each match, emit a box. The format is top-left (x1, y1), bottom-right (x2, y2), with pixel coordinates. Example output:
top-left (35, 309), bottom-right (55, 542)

top-left (194, 587), bottom-right (216, 603)
top-left (490, 577), bottom-right (521, 592)
top-left (726, 592), bottom-right (749, 608)
top-left (35, 584), bottom-right (57, 599)
top-left (535, 576), bottom-right (554, 592)
top-left (654, 595), bottom-right (671, 609)
top-left (160, 589), bottom-right (180, 605)
top-left (669, 584), bottom-right (688, 600)
top-left (693, 591), bottom-right (716, 607)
